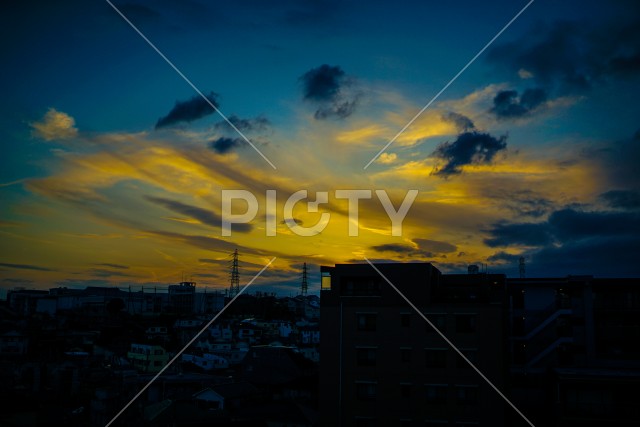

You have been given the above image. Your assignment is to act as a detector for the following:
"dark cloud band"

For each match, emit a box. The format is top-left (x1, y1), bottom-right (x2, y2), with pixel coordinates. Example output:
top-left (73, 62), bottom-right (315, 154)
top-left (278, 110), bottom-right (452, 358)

top-left (155, 92), bottom-right (219, 129)
top-left (431, 131), bottom-right (507, 177)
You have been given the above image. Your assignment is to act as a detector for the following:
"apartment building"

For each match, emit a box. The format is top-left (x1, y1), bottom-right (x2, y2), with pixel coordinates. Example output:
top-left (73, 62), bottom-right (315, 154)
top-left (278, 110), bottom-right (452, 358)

top-left (320, 262), bottom-right (509, 427)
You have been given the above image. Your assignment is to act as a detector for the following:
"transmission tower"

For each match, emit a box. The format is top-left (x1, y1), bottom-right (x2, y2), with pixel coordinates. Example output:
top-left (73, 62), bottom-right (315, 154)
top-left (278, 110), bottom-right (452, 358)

top-left (229, 249), bottom-right (240, 297)
top-left (301, 262), bottom-right (308, 296)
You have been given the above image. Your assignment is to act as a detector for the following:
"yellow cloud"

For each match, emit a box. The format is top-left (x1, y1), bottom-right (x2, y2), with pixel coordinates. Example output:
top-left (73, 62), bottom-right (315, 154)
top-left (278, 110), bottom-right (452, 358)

top-left (31, 108), bottom-right (78, 141)
top-left (336, 124), bottom-right (388, 145)
top-left (377, 152), bottom-right (397, 164)
top-left (392, 110), bottom-right (458, 146)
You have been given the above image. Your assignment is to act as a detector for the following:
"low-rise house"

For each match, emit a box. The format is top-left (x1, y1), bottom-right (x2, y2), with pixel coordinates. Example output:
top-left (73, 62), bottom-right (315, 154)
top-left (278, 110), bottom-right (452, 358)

top-left (145, 326), bottom-right (169, 343)
top-left (182, 352), bottom-right (229, 371)
top-left (174, 318), bottom-right (203, 329)
top-left (304, 299), bottom-right (320, 320)
top-left (127, 343), bottom-right (169, 373)
top-left (298, 326), bottom-right (320, 344)
top-left (298, 346), bottom-right (320, 363)
top-left (0, 330), bottom-right (28, 356)
top-left (237, 323), bottom-right (264, 344)
top-left (208, 324), bottom-right (232, 340)
top-left (192, 388), bottom-right (225, 410)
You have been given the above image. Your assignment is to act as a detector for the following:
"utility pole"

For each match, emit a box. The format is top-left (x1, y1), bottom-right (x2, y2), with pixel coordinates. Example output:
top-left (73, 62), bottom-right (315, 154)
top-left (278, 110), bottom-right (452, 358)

top-left (229, 249), bottom-right (240, 298)
top-left (301, 262), bottom-right (308, 296)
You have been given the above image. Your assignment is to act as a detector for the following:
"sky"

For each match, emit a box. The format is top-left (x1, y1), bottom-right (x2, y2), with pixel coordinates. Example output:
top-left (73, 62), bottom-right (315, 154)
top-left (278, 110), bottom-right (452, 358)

top-left (1, 0), bottom-right (640, 296)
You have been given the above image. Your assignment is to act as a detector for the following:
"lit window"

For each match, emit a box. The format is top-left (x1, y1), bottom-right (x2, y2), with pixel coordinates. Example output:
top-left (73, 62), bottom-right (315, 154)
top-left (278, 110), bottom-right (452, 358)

top-left (321, 271), bottom-right (331, 290)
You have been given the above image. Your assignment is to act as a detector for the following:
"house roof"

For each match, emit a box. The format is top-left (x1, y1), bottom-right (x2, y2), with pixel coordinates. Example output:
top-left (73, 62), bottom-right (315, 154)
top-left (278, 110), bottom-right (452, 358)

top-left (143, 399), bottom-right (173, 422)
top-left (192, 387), bottom-right (224, 401)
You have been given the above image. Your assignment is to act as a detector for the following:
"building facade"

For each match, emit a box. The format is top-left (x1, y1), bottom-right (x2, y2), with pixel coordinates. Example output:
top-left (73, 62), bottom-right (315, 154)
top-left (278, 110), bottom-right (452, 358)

top-left (168, 281), bottom-right (196, 314)
top-left (320, 263), bottom-right (509, 427)
top-left (507, 276), bottom-right (640, 426)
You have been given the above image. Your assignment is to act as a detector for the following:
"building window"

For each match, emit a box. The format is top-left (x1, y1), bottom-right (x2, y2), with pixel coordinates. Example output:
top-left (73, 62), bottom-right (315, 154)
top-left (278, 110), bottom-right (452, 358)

top-left (455, 315), bottom-right (476, 333)
top-left (357, 313), bottom-right (377, 331)
top-left (425, 348), bottom-right (447, 368)
top-left (456, 349), bottom-right (477, 369)
top-left (342, 277), bottom-right (382, 296)
top-left (356, 348), bottom-right (377, 367)
top-left (513, 290), bottom-right (525, 309)
top-left (401, 347), bottom-right (412, 363)
top-left (356, 382), bottom-right (377, 400)
top-left (401, 313), bottom-right (411, 327)
top-left (401, 383), bottom-right (412, 398)
top-left (425, 384), bottom-right (447, 403)
top-left (513, 316), bottom-right (525, 335)
top-left (514, 343), bottom-right (526, 364)
top-left (354, 417), bottom-right (376, 427)
top-left (566, 388), bottom-right (614, 415)
top-left (425, 314), bottom-right (446, 332)
top-left (455, 385), bottom-right (478, 405)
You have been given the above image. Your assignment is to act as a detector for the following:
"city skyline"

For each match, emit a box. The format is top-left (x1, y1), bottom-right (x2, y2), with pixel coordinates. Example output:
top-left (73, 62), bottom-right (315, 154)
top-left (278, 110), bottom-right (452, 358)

top-left (2, 0), bottom-right (640, 295)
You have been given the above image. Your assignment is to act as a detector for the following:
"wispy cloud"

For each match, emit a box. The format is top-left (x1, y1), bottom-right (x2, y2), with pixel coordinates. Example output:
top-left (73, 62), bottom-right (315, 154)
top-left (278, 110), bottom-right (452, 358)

top-left (0, 262), bottom-right (56, 272)
top-left (88, 268), bottom-right (134, 278)
top-left (145, 195), bottom-right (252, 232)
top-left (372, 238), bottom-right (457, 259)
top-left (95, 263), bottom-right (129, 269)
top-left (214, 115), bottom-right (270, 133)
